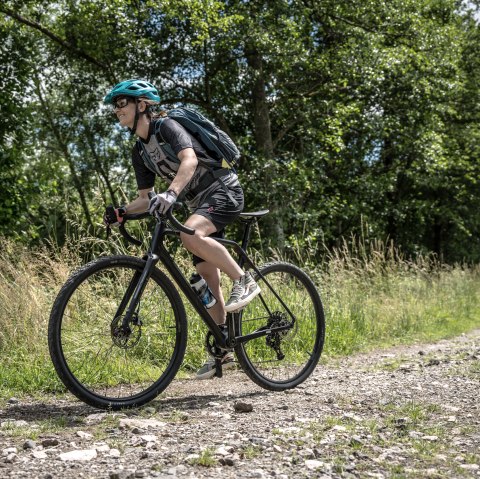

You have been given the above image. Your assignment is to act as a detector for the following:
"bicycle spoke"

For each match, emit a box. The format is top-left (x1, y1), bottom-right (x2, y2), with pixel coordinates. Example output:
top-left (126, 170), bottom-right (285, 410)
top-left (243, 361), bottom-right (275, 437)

top-left (49, 258), bottom-right (186, 407)
top-left (236, 262), bottom-right (324, 389)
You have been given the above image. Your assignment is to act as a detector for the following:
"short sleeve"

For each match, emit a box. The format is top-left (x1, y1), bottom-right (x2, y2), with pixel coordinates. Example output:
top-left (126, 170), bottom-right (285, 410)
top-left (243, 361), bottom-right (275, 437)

top-left (159, 118), bottom-right (194, 155)
top-left (132, 144), bottom-right (155, 190)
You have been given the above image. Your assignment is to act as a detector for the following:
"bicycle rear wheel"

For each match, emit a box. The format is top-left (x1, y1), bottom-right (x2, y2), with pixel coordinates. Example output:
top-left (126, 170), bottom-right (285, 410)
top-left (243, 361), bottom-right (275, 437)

top-left (48, 255), bottom-right (187, 409)
top-left (234, 262), bottom-right (325, 390)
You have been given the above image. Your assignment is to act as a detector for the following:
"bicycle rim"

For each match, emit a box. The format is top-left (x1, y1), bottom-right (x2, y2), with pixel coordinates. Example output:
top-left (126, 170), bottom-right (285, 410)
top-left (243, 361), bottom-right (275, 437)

top-left (48, 256), bottom-right (187, 409)
top-left (235, 262), bottom-right (325, 390)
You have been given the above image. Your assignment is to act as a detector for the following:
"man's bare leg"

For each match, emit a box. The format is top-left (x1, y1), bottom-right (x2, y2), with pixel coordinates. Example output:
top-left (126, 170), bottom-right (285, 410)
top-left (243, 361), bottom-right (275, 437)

top-left (180, 214), bottom-right (243, 280)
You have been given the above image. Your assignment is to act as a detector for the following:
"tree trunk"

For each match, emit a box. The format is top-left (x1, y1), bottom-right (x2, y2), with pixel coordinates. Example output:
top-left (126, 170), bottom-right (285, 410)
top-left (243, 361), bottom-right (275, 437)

top-left (245, 48), bottom-right (274, 159)
top-left (245, 47), bottom-right (284, 248)
top-left (84, 129), bottom-right (117, 205)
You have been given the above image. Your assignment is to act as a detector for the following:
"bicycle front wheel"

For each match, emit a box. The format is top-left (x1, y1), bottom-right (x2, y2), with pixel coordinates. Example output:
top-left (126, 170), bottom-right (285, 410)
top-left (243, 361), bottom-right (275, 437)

top-left (235, 262), bottom-right (325, 390)
top-left (48, 256), bottom-right (187, 410)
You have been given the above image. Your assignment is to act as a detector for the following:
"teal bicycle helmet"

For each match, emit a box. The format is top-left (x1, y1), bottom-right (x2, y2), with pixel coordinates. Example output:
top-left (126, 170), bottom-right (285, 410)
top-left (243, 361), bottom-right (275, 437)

top-left (104, 79), bottom-right (160, 104)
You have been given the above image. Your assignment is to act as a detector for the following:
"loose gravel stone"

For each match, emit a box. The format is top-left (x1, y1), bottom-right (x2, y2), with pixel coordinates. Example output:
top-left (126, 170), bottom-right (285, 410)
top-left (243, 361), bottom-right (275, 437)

top-left (59, 449), bottom-right (98, 461)
top-left (0, 330), bottom-right (478, 479)
top-left (41, 438), bottom-right (59, 447)
top-left (233, 401), bottom-right (253, 413)
top-left (22, 440), bottom-right (36, 450)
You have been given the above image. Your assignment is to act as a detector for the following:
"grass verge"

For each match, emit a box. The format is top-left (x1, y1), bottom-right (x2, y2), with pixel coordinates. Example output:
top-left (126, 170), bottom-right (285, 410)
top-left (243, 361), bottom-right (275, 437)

top-left (0, 236), bottom-right (479, 399)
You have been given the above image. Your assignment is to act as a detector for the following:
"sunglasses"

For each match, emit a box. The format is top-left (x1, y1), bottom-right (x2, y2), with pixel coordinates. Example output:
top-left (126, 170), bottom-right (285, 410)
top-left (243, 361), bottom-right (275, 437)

top-left (113, 97), bottom-right (131, 109)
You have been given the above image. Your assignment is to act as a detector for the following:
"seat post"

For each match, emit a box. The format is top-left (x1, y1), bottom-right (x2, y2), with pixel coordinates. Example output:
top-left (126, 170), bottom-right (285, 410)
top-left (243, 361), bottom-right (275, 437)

top-left (238, 219), bottom-right (255, 269)
top-left (236, 210), bottom-right (269, 269)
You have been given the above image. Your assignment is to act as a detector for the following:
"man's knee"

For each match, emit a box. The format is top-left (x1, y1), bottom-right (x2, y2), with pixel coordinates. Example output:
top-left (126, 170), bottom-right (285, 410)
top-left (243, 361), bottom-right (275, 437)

top-left (180, 230), bottom-right (206, 254)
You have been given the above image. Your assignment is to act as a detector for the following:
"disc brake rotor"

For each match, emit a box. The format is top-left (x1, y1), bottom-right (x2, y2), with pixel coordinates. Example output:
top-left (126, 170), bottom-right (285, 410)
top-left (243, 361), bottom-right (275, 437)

top-left (110, 314), bottom-right (142, 349)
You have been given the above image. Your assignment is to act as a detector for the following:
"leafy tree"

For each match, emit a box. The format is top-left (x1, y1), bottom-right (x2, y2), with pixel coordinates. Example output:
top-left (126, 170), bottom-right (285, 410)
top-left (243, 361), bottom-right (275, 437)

top-left (0, 0), bottom-right (479, 261)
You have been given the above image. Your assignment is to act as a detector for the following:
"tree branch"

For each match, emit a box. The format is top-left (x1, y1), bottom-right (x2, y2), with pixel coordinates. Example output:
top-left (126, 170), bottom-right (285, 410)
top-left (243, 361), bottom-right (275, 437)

top-left (0, 6), bottom-right (112, 75)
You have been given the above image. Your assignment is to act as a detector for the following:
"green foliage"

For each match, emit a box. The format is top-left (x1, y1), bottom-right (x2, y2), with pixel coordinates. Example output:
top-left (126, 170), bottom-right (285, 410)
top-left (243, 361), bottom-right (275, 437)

top-left (0, 0), bottom-right (479, 260)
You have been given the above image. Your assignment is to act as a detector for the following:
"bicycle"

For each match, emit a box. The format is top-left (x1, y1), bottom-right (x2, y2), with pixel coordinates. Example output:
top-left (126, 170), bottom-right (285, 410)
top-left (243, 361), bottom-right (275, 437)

top-left (48, 205), bottom-right (325, 410)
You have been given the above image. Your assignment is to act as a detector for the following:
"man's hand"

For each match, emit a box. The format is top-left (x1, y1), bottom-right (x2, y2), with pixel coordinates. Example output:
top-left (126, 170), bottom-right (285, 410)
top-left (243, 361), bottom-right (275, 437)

top-left (148, 190), bottom-right (177, 215)
top-left (103, 206), bottom-right (127, 227)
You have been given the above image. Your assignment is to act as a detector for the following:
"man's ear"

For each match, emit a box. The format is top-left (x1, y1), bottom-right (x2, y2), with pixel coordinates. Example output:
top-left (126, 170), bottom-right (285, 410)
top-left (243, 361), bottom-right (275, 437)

top-left (138, 100), bottom-right (146, 112)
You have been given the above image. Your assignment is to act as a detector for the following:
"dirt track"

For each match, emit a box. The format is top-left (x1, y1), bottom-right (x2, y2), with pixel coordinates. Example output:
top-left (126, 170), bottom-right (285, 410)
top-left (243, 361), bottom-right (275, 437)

top-left (1, 330), bottom-right (479, 478)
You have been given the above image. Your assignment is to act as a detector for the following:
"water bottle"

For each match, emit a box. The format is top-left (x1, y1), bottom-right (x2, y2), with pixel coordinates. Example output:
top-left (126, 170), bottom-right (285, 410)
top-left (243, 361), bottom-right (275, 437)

top-left (189, 273), bottom-right (217, 309)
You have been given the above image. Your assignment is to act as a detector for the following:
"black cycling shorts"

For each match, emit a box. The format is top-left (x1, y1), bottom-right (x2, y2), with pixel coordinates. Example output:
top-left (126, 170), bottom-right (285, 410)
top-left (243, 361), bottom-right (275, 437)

top-left (192, 182), bottom-right (244, 265)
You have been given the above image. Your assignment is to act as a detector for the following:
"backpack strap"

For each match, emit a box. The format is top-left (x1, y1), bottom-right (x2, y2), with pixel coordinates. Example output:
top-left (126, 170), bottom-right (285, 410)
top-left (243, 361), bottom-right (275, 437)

top-left (148, 117), bottom-right (240, 207)
top-left (153, 118), bottom-right (179, 164)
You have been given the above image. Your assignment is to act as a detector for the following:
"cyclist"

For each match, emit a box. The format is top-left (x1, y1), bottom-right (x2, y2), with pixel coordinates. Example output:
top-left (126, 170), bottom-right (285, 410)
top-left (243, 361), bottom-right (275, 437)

top-left (103, 79), bottom-right (260, 379)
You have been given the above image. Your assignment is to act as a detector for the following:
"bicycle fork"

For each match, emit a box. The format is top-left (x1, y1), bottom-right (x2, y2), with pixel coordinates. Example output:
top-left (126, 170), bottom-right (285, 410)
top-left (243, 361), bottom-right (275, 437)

top-left (114, 253), bottom-right (159, 336)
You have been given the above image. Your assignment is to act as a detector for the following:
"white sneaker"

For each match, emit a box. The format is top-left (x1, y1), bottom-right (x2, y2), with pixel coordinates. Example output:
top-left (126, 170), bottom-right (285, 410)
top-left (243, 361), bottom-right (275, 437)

top-left (196, 352), bottom-right (235, 380)
top-left (224, 272), bottom-right (261, 313)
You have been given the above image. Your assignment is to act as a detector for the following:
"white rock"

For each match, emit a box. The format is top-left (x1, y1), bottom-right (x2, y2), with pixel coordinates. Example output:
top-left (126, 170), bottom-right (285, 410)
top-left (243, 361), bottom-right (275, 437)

top-left (305, 459), bottom-right (324, 470)
top-left (95, 444), bottom-right (111, 453)
top-left (1, 420), bottom-right (29, 428)
top-left (5, 453), bottom-right (18, 463)
top-left (109, 449), bottom-right (121, 458)
top-left (76, 431), bottom-right (93, 439)
top-left (331, 425), bottom-right (347, 432)
top-left (140, 434), bottom-right (157, 443)
top-left (119, 418), bottom-right (166, 430)
top-left (422, 436), bottom-right (439, 442)
top-left (215, 446), bottom-right (232, 456)
top-left (460, 464), bottom-right (479, 470)
top-left (59, 449), bottom-right (98, 461)
top-left (2, 447), bottom-right (18, 456)
top-left (32, 451), bottom-right (48, 459)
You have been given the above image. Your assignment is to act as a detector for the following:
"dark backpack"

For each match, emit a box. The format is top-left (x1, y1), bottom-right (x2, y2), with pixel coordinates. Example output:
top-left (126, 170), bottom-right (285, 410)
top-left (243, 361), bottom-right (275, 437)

top-left (153, 107), bottom-right (240, 171)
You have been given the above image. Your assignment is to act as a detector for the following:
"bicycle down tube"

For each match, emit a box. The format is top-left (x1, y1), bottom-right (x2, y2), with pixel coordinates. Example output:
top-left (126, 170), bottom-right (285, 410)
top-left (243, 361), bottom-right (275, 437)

top-left (118, 208), bottom-right (296, 350)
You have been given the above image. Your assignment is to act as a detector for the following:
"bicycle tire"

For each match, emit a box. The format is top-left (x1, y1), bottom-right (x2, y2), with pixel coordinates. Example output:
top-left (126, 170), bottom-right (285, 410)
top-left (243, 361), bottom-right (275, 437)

top-left (234, 262), bottom-right (325, 390)
top-left (48, 255), bottom-right (187, 410)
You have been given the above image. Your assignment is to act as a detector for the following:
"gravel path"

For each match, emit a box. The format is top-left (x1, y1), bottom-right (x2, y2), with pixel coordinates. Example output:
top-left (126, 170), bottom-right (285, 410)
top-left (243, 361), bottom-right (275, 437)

top-left (1, 330), bottom-right (479, 479)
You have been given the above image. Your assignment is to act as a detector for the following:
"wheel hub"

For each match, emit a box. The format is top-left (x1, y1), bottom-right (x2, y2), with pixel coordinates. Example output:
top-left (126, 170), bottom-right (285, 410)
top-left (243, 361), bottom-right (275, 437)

top-left (110, 314), bottom-right (142, 349)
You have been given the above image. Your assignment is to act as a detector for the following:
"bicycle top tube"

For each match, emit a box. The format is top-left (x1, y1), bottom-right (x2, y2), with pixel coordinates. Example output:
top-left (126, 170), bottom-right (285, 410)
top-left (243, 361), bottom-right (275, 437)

top-left (117, 203), bottom-right (269, 248)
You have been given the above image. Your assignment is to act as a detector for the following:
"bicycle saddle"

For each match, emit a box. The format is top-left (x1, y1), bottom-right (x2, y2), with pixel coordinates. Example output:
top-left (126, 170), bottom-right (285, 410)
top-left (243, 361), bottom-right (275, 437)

top-left (239, 209), bottom-right (270, 218)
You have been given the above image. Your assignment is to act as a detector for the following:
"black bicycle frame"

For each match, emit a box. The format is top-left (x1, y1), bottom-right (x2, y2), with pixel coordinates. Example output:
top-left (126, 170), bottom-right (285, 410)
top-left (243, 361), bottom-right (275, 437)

top-left (118, 211), bottom-right (296, 350)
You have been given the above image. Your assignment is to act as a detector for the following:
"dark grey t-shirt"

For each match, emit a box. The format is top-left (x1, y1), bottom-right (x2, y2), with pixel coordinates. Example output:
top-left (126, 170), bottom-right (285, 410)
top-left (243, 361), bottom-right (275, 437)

top-left (132, 117), bottom-right (239, 208)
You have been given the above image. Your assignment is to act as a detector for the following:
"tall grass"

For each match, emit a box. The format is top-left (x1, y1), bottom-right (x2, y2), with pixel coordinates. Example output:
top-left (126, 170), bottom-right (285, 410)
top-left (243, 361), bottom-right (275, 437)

top-left (0, 233), bottom-right (479, 398)
top-left (314, 239), bottom-right (480, 355)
